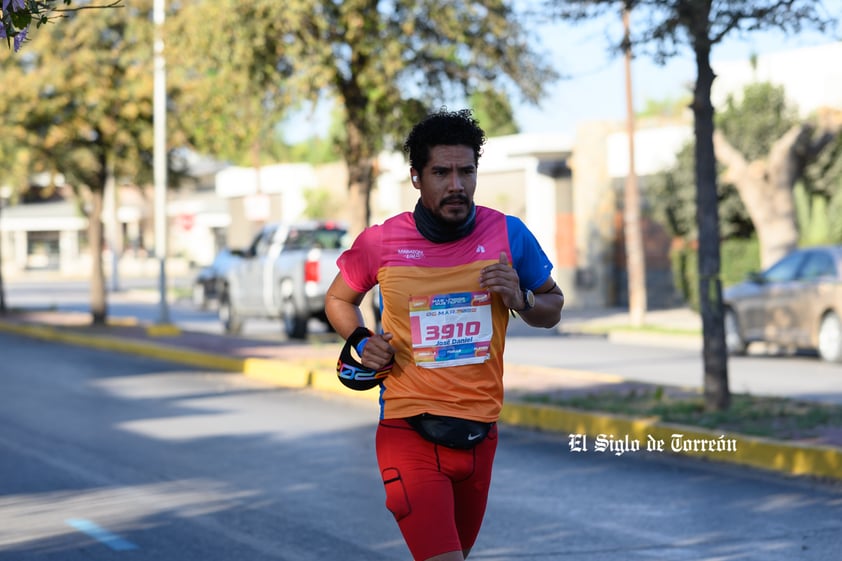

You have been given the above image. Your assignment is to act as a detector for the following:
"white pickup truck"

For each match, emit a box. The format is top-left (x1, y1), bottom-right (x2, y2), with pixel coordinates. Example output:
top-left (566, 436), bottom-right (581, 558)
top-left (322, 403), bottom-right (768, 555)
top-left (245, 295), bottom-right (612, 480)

top-left (218, 220), bottom-right (349, 339)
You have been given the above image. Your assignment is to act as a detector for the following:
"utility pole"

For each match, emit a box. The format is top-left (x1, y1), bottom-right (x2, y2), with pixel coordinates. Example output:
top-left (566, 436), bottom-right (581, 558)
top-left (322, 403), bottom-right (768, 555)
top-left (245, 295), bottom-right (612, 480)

top-left (104, 154), bottom-right (121, 293)
top-left (153, 0), bottom-right (170, 324)
top-left (622, 3), bottom-right (647, 327)
top-left (0, 196), bottom-right (5, 314)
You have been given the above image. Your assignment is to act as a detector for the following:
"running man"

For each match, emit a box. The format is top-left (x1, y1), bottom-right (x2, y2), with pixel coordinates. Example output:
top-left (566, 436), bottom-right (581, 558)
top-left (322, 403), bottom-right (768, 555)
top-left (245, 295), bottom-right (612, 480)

top-left (325, 108), bottom-right (564, 561)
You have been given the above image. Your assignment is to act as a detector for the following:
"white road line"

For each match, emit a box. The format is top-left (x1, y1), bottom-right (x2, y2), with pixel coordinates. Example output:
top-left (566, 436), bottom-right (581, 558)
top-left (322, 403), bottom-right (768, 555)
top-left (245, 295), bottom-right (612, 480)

top-left (65, 519), bottom-right (138, 551)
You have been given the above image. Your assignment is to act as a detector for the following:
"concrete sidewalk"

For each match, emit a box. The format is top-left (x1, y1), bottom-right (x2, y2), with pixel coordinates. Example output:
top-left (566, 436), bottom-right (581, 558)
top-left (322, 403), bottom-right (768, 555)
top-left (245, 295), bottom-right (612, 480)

top-left (557, 306), bottom-right (703, 350)
top-left (1, 308), bottom-right (840, 483)
top-left (560, 306), bottom-right (703, 332)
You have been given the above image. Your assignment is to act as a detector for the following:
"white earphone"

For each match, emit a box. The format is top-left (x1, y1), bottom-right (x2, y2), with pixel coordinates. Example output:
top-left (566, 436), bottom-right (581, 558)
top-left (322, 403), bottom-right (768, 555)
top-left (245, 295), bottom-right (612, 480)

top-left (412, 175), bottom-right (419, 182)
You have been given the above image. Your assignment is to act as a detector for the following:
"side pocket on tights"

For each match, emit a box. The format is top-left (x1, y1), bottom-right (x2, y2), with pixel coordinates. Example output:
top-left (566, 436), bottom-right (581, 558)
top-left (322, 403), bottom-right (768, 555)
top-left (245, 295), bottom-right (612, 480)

top-left (381, 467), bottom-right (411, 521)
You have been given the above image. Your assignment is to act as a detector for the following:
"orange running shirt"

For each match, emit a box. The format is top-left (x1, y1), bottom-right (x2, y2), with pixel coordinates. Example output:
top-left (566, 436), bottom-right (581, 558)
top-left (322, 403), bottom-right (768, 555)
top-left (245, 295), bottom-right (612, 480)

top-left (337, 206), bottom-right (553, 422)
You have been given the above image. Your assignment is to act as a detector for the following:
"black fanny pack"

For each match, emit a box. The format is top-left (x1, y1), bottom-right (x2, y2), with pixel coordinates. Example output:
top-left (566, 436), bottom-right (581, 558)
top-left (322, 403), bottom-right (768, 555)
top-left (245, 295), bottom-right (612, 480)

top-left (407, 413), bottom-right (493, 450)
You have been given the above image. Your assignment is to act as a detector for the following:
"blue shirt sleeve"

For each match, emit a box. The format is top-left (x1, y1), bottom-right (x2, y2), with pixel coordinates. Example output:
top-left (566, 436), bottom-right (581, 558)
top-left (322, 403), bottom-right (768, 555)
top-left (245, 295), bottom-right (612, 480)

top-left (507, 215), bottom-right (554, 291)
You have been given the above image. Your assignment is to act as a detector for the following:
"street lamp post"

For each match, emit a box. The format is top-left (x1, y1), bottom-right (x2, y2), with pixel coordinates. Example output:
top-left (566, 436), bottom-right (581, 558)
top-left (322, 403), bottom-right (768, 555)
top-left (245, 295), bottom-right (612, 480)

top-left (153, 0), bottom-right (170, 325)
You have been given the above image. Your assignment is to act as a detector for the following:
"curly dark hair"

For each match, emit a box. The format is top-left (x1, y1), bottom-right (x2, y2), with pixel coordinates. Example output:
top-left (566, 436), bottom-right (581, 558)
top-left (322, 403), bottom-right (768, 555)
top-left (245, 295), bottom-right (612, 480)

top-left (403, 108), bottom-right (487, 176)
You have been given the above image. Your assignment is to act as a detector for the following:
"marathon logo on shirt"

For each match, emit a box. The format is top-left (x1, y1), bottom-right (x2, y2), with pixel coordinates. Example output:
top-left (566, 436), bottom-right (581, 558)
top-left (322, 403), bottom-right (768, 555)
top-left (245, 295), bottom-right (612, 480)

top-left (398, 248), bottom-right (425, 260)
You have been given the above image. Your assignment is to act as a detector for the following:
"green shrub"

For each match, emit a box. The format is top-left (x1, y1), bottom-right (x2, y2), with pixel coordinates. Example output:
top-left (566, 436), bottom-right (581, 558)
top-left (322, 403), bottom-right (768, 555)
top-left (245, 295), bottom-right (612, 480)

top-left (670, 244), bottom-right (699, 311)
top-left (721, 238), bottom-right (761, 287)
top-left (670, 238), bottom-right (760, 311)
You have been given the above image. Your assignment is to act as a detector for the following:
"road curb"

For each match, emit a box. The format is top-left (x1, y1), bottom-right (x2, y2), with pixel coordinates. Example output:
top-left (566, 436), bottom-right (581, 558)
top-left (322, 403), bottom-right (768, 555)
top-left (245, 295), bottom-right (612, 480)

top-left (0, 320), bottom-right (246, 373)
top-left (2, 318), bottom-right (840, 482)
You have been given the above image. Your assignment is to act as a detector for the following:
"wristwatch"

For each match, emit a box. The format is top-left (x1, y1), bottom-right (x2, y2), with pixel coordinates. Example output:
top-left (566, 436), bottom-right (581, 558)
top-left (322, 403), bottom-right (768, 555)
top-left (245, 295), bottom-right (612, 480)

top-left (516, 288), bottom-right (535, 312)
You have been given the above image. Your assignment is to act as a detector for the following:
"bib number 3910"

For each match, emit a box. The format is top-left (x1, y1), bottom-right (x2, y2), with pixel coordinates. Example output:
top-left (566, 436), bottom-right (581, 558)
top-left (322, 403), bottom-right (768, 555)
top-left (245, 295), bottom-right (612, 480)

top-left (409, 291), bottom-right (493, 368)
top-left (425, 321), bottom-right (481, 341)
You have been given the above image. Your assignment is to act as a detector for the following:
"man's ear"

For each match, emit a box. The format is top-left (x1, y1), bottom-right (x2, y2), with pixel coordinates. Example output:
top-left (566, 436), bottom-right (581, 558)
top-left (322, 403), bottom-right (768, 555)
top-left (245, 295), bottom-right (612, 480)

top-left (410, 168), bottom-right (419, 188)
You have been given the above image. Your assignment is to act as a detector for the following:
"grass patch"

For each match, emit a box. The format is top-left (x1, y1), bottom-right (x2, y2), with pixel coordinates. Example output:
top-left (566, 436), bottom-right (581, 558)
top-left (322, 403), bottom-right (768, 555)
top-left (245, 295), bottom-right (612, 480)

top-left (576, 323), bottom-right (701, 337)
top-left (524, 388), bottom-right (842, 441)
top-left (170, 286), bottom-right (192, 301)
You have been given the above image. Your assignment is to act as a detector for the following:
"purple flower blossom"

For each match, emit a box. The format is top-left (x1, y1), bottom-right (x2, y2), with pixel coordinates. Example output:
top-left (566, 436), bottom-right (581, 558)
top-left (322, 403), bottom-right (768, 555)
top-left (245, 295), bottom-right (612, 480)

top-left (13, 26), bottom-right (26, 51)
top-left (3, 0), bottom-right (26, 11)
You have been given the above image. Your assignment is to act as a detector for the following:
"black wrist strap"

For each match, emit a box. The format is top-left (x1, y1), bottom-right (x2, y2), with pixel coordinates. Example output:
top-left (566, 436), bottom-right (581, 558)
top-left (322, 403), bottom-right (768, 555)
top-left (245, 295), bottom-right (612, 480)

top-left (337, 327), bottom-right (393, 391)
top-left (347, 326), bottom-right (373, 351)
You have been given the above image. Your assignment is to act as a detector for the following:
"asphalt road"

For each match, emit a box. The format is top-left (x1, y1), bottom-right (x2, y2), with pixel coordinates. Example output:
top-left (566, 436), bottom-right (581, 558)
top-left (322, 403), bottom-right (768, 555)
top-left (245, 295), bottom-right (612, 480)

top-left (504, 333), bottom-right (842, 404)
top-left (6, 278), bottom-right (840, 404)
top-left (2, 332), bottom-right (841, 560)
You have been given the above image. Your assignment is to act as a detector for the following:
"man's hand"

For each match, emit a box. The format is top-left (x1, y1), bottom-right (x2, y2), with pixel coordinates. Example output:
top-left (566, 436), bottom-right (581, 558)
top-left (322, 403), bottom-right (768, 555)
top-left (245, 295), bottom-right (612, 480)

top-left (479, 252), bottom-right (524, 310)
top-left (359, 332), bottom-right (396, 370)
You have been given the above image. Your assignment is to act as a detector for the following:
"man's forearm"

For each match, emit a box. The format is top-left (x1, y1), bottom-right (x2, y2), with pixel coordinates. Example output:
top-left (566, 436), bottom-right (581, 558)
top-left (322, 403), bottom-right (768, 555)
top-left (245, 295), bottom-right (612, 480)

top-left (325, 295), bottom-right (367, 340)
top-left (518, 292), bottom-right (564, 328)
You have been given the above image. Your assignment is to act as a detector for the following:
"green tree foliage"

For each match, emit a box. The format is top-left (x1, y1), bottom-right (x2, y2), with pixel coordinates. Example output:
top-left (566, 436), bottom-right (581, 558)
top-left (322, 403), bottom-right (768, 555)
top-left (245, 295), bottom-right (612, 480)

top-left (717, 82), bottom-right (799, 161)
top-left (647, 148), bottom-right (754, 242)
top-left (829, 184), bottom-right (842, 243)
top-left (548, 0), bottom-right (837, 411)
top-left (802, 130), bottom-right (842, 243)
top-left (302, 187), bottom-right (342, 220)
top-left (638, 96), bottom-right (692, 120)
top-left (671, 237), bottom-right (761, 310)
top-left (0, 1), bottom-right (158, 324)
top-left (648, 144), bottom-right (695, 240)
top-left (718, 83), bottom-right (842, 248)
top-left (653, 80), bottom-right (842, 306)
top-left (271, 136), bottom-right (341, 165)
top-left (716, 83), bottom-right (798, 244)
top-left (650, 82), bottom-right (797, 242)
top-left (167, 0), bottom-right (293, 167)
top-left (202, 0), bottom-right (557, 236)
top-left (470, 87), bottom-right (520, 137)
top-left (716, 107), bottom-right (842, 267)
top-left (0, 135), bottom-right (29, 194)
top-left (0, 0), bottom-right (123, 314)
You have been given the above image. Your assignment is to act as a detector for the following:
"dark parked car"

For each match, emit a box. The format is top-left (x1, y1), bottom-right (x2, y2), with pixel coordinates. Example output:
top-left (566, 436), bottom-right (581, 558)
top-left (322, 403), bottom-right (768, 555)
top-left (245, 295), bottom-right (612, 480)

top-left (723, 245), bottom-right (842, 363)
top-left (192, 248), bottom-right (243, 309)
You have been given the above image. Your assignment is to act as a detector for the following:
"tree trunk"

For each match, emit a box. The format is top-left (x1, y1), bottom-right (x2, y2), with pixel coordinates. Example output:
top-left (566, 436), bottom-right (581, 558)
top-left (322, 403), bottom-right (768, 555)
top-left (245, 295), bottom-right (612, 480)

top-left (714, 130), bottom-right (798, 269)
top-left (89, 187), bottom-right (108, 326)
top-left (347, 157), bottom-right (374, 238)
top-left (343, 108), bottom-right (378, 329)
top-left (692, 38), bottom-right (730, 411)
top-left (622, 6), bottom-right (647, 327)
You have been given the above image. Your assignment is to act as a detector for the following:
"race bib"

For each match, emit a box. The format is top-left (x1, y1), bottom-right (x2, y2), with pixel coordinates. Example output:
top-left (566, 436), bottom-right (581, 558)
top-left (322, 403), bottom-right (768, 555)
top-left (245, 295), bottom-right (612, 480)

top-left (409, 291), bottom-right (493, 368)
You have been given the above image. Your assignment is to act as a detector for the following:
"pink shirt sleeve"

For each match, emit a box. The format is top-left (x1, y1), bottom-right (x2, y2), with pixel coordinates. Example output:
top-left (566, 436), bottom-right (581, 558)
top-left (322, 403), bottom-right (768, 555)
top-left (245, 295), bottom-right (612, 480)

top-left (336, 224), bottom-right (382, 293)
